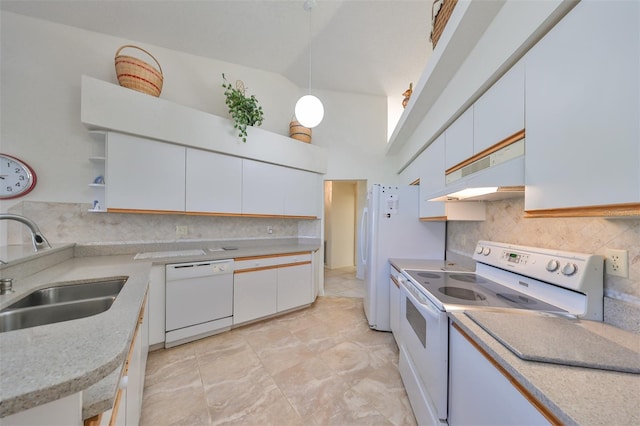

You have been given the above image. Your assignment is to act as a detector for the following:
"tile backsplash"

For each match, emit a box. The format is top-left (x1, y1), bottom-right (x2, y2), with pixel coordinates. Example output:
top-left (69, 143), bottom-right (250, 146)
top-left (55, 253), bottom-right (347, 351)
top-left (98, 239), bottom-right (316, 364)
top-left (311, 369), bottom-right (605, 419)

top-left (6, 202), bottom-right (321, 244)
top-left (447, 198), bottom-right (639, 333)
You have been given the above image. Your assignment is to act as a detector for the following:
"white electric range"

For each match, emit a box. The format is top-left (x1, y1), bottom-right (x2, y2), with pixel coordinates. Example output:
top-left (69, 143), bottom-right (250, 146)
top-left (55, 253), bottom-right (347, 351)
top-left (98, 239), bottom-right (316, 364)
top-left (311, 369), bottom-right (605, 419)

top-left (396, 240), bottom-right (604, 425)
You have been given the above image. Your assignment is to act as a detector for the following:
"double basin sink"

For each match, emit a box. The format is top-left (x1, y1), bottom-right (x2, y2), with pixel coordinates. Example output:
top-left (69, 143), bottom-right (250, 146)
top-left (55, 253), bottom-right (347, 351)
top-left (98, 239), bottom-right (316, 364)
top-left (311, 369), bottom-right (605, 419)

top-left (0, 278), bottom-right (126, 333)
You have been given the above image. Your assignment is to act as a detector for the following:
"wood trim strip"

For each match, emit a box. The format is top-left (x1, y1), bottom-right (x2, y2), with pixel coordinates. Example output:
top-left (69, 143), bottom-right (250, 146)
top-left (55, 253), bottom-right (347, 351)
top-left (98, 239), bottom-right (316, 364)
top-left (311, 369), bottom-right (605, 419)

top-left (525, 203), bottom-right (640, 218)
top-left (451, 322), bottom-right (564, 426)
top-left (108, 295), bottom-right (147, 426)
top-left (108, 209), bottom-right (318, 220)
top-left (390, 275), bottom-right (400, 289)
top-left (420, 216), bottom-right (448, 222)
top-left (84, 414), bottom-right (102, 426)
top-left (445, 129), bottom-right (526, 175)
top-left (234, 260), bottom-right (311, 274)
top-left (235, 251), bottom-right (312, 261)
top-left (410, 178), bottom-right (420, 186)
top-left (186, 211), bottom-right (244, 217)
top-left (107, 208), bottom-right (184, 215)
top-left (108, 389), bottom-right (123, 426)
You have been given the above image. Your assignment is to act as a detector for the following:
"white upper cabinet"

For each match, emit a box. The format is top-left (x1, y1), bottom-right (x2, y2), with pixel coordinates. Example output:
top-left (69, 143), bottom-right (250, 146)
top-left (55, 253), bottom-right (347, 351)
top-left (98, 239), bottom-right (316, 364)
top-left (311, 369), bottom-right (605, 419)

top-left (473, 60), bottom-right (525, 153)
top-left (282, 167), bottom-right (321, 218)
top-left (419, 135), bottom-right (486, 221)
top-left (107, 132), bottom-right (186, 212)
top-left (524, 0), bottom-right (639, 216)
top-left (185, 149), bottom-right (242, 214)
top-left (242, 159), bottom-right (286, 216)
top-left (242, 158), bottom-right (321, 218)
top-left (445, 106), bottom-right (474, 170)
top-left (420, 135), bottom-right (447, 219)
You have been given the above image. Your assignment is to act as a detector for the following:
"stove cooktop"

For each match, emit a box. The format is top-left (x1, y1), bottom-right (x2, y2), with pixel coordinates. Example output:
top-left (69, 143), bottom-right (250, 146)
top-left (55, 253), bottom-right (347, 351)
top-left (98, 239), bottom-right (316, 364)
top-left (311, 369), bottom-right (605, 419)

top-left (404, 270), bottom-right (567, 313)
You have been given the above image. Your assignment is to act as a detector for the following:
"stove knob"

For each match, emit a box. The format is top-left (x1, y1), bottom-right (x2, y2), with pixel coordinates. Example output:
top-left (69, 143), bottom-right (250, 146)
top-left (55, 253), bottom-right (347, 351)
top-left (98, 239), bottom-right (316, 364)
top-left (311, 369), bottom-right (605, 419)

top-left (546, 259), bottom-right (559, 272)
top-left (476, 246), bottom-right (484, 254)
top-left (482, 247), bottom-right (491, 256)
top-left (561, 263), bottom-right (577, 276)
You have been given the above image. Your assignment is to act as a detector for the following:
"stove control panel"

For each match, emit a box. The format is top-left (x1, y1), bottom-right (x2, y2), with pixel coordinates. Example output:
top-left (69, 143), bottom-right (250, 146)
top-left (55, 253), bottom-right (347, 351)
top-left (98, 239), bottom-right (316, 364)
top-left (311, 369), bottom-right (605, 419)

top-left (473, 240), bottom-right (603, 292)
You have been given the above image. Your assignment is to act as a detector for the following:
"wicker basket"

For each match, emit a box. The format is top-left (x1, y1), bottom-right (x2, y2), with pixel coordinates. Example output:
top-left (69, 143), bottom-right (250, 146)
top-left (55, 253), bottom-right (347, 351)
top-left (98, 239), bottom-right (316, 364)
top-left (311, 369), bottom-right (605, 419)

top-left (289, 120), bottom-right (312, 143)
top-left (431, 0), bottom-right (458, 48)
top-left (115, 45), bottom-right (163, 97)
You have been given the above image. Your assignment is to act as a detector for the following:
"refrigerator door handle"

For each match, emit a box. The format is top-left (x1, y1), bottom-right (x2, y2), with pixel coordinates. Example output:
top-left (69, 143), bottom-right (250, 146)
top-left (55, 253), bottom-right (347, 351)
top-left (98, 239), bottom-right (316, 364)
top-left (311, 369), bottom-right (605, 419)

top-left (360, 207), bottom-right (368, 265)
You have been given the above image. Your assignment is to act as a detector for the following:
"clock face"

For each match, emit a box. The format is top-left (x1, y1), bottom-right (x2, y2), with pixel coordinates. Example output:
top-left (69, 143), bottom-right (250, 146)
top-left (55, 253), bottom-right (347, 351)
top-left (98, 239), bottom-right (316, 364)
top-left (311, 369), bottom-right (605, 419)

top-left (0, 154), bottom-right (37, 199)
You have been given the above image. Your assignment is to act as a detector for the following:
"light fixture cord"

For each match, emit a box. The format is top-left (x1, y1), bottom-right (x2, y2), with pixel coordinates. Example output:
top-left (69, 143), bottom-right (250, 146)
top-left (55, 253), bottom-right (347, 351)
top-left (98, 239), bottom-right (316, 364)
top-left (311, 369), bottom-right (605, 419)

top-left (307, 1), bottom-right (313, 95)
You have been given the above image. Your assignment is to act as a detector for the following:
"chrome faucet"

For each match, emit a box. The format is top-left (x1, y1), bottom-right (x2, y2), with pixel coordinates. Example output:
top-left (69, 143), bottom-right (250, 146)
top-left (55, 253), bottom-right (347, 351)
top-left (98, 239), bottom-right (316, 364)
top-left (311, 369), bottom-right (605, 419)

top-left (0, 214), bottom-right (51, 252)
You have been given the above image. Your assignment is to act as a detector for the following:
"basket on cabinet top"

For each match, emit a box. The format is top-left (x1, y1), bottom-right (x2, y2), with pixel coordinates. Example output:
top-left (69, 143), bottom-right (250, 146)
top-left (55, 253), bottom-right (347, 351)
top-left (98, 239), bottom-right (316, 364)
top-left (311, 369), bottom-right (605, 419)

top-left (431, 0), bottom-right (458, 48)
top-left (115, 45), bottom-right (163, 97)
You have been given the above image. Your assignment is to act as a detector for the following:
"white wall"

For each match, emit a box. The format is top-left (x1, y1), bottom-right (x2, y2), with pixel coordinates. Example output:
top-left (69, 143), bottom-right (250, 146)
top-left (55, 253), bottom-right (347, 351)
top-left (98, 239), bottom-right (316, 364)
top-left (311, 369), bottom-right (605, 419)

top-left (0, 11), bottom-right (396, 245)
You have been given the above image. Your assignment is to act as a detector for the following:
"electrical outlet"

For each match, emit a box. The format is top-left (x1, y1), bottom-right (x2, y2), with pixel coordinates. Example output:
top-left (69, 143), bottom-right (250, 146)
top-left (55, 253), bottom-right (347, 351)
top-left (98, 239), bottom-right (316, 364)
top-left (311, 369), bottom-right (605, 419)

top-left (176, 225), bottom-right (188, 236)
top-left (605, 248), bottom-right (629, 278)
top-left (267, 226), bottom-right (273, 234)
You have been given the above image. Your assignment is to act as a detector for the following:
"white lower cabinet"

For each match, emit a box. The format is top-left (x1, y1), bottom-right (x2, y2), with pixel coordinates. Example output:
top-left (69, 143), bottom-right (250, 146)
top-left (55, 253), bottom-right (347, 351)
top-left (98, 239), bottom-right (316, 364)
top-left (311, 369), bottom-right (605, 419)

top-left (101, 295), bottom-right (149, 426)
top-left (389, 275), bottom-right (400, 346)
top-left (277, 263), bottom-right (313, 312)
top-left (147, 265), bottom-right (166, 347)
top-left (233, 268), bottom-right (278, 324)
top-left (1, 393), bottom-right (82, 426)
top-left (233, 253), bottom-right (313, 325)
top-left (448, 321), bottom-right (550, 426)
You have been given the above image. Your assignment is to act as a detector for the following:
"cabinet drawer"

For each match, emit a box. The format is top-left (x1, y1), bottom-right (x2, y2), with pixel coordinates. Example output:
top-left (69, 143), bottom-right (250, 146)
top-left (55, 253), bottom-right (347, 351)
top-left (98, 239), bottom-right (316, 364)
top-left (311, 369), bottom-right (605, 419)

top-left (234, 252), bottom-right (312, 272)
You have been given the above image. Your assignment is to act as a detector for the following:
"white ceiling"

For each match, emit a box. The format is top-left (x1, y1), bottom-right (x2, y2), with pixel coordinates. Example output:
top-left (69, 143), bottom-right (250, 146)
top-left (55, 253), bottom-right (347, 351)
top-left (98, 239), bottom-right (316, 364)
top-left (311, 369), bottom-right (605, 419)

top-left (0, 0), bottom-right (434, 98)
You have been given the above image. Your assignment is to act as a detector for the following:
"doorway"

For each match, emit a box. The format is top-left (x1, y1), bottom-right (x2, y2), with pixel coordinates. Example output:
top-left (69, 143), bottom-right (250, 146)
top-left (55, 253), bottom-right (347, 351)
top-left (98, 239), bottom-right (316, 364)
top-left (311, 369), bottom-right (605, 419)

top-left (323, 180), bottom-right (367, 272)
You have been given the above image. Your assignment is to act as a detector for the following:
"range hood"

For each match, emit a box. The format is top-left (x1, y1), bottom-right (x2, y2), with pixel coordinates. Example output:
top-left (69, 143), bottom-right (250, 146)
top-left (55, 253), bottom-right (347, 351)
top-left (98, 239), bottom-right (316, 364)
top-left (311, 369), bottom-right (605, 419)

top-left (428, 136), bottom-right (525, 202)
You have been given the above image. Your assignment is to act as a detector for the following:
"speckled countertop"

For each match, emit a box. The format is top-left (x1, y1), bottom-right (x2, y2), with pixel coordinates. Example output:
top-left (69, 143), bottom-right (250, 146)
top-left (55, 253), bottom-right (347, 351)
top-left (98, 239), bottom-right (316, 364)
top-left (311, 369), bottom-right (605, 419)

top-left (0, 255), bottom-right (151, 418)
top-left (450, 311), bottom-right (640, 425)
top-left (0, 238), bottom-right (320, 419)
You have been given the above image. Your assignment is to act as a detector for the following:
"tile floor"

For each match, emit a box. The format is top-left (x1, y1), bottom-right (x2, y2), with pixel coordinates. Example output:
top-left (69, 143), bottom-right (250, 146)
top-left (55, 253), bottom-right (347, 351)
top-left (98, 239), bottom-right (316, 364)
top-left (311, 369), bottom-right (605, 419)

top-left (140, 267), bottom-right (416, 425)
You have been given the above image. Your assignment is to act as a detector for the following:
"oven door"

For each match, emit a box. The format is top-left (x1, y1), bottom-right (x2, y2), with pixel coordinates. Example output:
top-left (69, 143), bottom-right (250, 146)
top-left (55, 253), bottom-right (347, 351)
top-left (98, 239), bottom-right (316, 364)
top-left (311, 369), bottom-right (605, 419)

top-left (399, 275), bottom-right (449, 422)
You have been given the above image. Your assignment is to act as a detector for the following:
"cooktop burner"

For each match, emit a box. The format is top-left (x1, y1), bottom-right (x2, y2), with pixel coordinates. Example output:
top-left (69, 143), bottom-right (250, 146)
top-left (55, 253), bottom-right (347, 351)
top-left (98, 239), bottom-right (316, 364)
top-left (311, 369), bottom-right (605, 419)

top-left (416, 272), bottom-right (441, 279)
top-left (403, 269), bottom-right (566, 313)
top-left (439, 287), bottom-right (487, 301)
top-left (449, 274), bottom-right (488, 284)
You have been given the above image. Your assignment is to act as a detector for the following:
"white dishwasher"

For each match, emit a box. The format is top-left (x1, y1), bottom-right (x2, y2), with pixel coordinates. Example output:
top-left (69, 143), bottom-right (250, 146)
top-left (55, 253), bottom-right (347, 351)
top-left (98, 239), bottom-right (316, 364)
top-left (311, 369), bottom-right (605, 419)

top-left (165, 259), bottom-right (234, 348)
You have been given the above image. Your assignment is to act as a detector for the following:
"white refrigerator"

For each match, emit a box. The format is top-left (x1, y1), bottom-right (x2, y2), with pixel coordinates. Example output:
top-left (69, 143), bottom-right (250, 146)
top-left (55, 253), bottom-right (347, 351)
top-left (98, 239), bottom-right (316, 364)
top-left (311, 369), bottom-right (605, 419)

top-left (360, 184), bottom-right (445, 331)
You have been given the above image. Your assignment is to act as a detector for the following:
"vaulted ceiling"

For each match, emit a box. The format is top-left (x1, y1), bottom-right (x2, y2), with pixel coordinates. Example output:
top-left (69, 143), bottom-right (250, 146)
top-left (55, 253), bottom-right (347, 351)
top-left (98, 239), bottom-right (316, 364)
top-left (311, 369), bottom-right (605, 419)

top-left (0, 0), bottom-right (434, 99)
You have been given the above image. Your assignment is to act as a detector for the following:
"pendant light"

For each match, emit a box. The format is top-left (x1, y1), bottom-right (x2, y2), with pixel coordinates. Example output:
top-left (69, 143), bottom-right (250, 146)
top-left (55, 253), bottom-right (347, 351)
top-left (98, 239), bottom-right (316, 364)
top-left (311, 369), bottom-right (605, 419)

top-left (295, 0), bottom-right (324, 128)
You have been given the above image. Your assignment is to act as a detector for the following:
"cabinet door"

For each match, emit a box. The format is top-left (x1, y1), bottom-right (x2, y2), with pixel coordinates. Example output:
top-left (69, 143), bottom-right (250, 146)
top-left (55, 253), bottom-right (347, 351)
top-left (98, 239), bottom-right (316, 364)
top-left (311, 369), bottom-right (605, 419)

top-left (241, 159), bottom-right (285, 215)
top-left (474, 60), bottom-right (524, 153)
top-left (233, 269), bottom-right (277, 324)
top-left (107, 133), bottom-right (186, 212)
top-left (444, 106), bottom-right (474, 170)
top-left (277, 262), bottom-right (312, 312)
top-left (185, 149), bottom-right (242, 214)
top-left (282, 167), bottom-right (321, 218)
top-left (449, 323), bottom-right (548, 425)
top-left (524, 0), bottom-right (639, 212)
top-left (147, 265), bottom-right (165, 346)
top-left (419, 135), bottom-right (447, 219)
top-left (389, 277), bottom-right (400, 345)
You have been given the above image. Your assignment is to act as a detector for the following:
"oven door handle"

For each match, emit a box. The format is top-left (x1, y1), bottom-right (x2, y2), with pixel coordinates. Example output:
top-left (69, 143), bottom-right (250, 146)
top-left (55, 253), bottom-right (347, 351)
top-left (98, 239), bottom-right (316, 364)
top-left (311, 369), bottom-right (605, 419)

top-left (399, 275), bottom-right (441, 319)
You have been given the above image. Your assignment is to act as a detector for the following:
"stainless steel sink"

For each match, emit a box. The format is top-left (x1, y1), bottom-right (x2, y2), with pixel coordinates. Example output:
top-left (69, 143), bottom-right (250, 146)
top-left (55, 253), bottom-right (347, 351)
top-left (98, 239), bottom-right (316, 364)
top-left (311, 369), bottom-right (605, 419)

top-left (3, 278), bottom-right (126, 310)
top-left (0, 278), bottom-right (127, 333)
top-left (0, 296), bottom-right (116, 333)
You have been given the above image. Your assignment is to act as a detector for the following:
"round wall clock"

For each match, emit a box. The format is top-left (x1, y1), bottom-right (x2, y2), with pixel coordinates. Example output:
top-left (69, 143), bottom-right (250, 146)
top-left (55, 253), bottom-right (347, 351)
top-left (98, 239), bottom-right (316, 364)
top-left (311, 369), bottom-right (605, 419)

top-left (0, 153), bottom-right (37, 200)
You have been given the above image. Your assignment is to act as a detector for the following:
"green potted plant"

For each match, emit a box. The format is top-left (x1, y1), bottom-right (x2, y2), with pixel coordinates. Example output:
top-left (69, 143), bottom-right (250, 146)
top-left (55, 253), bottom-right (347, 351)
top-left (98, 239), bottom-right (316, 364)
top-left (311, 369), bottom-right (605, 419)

top-left (222, 73), bottom-right (264, 142)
